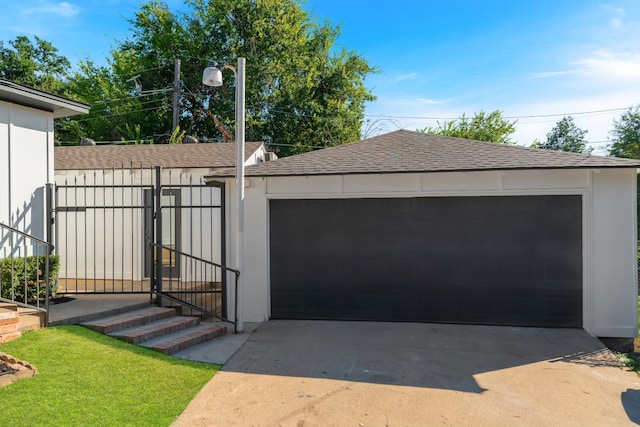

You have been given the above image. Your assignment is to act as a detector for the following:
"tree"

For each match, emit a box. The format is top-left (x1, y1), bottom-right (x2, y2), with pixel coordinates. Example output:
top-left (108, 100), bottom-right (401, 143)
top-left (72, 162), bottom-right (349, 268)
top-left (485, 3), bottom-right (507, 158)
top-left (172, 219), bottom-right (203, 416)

top-left (609, 106), bottom-right (640, 159)
top-left (0, 35), bottom-right (83, 143)
top-left (418, 110), bottom-right (517, 144)
top-left (64, 0), bottom-right (376, 153)
top-left (534, 116), bottom-right (592, 154)
top-left (0, 35), bottom-right (71, 95)
top-left (609, 106), bottom-right (640, 241)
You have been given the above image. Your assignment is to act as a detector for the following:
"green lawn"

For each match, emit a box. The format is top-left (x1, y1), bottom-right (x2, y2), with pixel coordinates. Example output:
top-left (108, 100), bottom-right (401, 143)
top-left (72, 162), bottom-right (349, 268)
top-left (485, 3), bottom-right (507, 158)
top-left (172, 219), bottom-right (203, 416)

top-left (0, 326), bottom-right (219, 427)
top-left (620, 298), bottom-right (640, 374)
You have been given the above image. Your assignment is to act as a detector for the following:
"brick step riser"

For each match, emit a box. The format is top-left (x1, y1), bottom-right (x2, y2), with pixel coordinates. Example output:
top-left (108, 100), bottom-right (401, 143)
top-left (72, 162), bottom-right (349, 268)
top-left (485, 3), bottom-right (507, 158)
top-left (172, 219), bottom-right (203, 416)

top-left (113, 318), bottom-right (201, 345)
top-left (0, 331), bottom-right (22, 344)
top-left (0, 305), bottom-right (21, 343)
top-left (152, 326), bottom-right (227, 355)
top-left (84, 308), bottom-right (176, 334)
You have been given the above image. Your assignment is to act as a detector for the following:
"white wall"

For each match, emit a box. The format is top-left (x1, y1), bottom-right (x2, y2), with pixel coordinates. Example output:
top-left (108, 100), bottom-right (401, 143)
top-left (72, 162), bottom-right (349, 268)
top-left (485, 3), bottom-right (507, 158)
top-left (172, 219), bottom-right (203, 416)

top-left (237, 168), bottom-right (638, 337)
top-left (54, 168), bottom-right (223, 283)
top-left (0, 101), bottom-right (53, 257)
top-left (589, 169), bottom-right (638, 337)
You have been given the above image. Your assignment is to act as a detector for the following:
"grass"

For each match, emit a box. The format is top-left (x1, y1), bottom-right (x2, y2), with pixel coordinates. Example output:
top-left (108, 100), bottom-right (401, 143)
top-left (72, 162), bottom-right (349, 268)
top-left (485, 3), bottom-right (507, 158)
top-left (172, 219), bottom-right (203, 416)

top-left (617, 298), bottom-right (640, 374)
top-left (0, 326), bottom-right (219, 426)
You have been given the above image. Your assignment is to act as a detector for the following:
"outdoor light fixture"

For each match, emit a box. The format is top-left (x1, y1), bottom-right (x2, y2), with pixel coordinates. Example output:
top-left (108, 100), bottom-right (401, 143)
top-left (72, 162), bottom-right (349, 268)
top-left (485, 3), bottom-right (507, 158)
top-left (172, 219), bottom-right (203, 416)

top-left (202, 58), bottom-right (246, 332)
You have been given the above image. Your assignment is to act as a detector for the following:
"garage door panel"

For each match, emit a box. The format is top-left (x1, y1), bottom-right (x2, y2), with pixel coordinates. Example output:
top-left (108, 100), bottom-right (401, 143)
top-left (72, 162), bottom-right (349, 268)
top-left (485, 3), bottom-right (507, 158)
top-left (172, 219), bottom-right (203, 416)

top-left (270, 196), bottom-right (582, 327)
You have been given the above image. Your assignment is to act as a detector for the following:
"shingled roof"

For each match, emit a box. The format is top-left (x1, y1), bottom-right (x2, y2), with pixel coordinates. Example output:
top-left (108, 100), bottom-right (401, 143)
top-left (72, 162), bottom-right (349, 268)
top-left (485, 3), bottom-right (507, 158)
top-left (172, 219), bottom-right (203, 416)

top-left (0, 79), bottom-right (89, 118)
top-left (208, 130), bottom-right (640, 178)
top-left (55, 142), bottom-right (265, 170)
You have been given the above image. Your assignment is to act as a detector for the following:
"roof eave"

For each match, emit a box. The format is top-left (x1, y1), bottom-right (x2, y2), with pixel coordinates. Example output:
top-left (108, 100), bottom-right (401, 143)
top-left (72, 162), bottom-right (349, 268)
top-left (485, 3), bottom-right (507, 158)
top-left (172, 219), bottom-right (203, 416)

top-left (206, 164), bottom-right (640, 179)
top-left (0, 80), bottom-right (90, 118)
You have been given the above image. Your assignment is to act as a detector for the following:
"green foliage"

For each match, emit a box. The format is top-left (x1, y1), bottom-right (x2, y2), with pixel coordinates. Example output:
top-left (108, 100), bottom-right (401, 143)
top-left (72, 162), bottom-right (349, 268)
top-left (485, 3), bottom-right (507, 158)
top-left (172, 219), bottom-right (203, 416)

top-left (616, 351), bottom-right (640, 373)
top-left (63, 0), bottom-right (376, 154)
top-left (169, 125), bottom-right (186, 144)
top-left (0, 326), bottom-right (218, 426)
top-left (534, 116), bottom-right (592, 154)
top-left (609, 108), bottom-right (640, 240)
top-left (0, 255), bottom-right (60, 302)
top-left (419, 110), bottom-right (517, 144)
top-left (610, 106), bottom-right (640, 159)
top-left (115, 122), bottom-right (148, 144)
top-left (0, 35), bottom-right (77, 143)
top-left (0, 35), bottom-right (71, 95)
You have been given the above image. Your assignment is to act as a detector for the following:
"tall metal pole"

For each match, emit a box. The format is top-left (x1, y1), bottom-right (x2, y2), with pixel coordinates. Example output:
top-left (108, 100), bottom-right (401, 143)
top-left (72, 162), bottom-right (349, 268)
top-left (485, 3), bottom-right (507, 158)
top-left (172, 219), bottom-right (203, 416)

top-left (236, 57), bottom-right (246, 332)
top-left (172, 59), bottom-right (181, 134)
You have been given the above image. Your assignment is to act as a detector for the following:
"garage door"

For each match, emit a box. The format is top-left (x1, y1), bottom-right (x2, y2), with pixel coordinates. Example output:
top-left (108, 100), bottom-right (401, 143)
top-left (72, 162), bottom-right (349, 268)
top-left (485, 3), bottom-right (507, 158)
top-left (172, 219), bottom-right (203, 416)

top-left (269, 196), bottom-right (582, 327)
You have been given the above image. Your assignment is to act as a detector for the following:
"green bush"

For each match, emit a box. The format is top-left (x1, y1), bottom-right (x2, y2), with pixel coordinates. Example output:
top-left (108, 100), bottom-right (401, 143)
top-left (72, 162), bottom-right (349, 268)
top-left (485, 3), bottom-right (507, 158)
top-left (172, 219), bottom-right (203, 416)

top-left (0, 255), bottom-right (59, 302)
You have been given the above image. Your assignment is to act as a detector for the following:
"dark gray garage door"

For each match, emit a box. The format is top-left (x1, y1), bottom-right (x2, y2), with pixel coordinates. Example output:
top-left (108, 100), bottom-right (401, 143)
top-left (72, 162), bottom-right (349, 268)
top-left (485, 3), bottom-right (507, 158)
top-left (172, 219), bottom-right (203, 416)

top-left (270, 196), bottom-right (582, 327)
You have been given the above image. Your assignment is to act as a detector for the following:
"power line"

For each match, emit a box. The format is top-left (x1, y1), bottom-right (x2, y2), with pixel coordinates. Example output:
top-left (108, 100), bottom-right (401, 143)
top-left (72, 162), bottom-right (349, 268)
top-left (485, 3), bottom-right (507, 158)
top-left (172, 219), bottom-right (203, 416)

top-left (91, 89), bottom-right (172, 106)
top-left (122, 64), bottom-right (172, 79)
top-left (92, 97), bottom-right (169, 110)
top-left (71, 104), bottom-right (171, 123)
top-left (363, 105), bottom-right (638, 121)
top-left (58, 139), bottom-right (155, 146)
top-left (506, 107), bottom-right (632, 119)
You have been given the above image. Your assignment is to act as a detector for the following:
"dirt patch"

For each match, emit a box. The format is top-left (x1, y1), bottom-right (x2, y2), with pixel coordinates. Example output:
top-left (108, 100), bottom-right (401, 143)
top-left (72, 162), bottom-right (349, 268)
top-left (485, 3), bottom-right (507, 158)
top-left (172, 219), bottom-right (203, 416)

top-left (0, 352), bottom-right (38, 388)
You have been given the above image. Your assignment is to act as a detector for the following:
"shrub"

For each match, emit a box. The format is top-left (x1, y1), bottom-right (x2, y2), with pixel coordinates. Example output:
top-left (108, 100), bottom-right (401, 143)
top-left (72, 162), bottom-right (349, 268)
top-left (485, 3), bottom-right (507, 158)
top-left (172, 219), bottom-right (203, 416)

top-left (0, 255), bottom-right (60, 302)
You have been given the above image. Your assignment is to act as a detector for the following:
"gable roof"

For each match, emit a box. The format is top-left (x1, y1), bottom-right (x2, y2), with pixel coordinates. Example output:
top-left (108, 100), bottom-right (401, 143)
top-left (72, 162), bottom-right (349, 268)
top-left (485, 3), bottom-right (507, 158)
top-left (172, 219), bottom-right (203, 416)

top-left (0, 79), bottom-right (89, 118)
top-left (55, 142), bottom-right (265, 170)
top-left (209, 129), bottom-right (640, 178)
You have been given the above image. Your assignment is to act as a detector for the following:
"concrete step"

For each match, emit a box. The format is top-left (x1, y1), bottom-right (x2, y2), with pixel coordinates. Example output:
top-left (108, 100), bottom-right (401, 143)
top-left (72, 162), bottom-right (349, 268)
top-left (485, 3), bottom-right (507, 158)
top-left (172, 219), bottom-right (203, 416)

top-left (49, 296), bottom-right (151, 327)
top-left (81, 307), bottom-right (176, 334)
top-left (141, 324), bottom-right (227, 355)
top-left (0, 303), bottom-right (18, 311)
top-left (110, 316), bottom-right (201, 345)
top-left (16, 307), bottom-right (45, 332)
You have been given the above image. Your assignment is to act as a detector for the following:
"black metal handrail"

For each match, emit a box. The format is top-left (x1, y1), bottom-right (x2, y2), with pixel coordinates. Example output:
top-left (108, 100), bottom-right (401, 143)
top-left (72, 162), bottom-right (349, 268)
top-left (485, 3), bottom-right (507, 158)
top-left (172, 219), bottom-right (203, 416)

top-left (151, 243), bottom-right (239, 333)
top-left (0, 222), bottom-right (51, 246)
top-left (0, 222), bottom-right (54, 326)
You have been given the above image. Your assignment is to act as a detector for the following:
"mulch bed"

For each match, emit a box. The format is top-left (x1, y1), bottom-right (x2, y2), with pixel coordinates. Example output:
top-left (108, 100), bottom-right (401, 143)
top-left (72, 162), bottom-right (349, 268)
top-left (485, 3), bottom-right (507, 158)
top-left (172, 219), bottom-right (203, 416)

top-left (0, 361), bottom-right (18, 376)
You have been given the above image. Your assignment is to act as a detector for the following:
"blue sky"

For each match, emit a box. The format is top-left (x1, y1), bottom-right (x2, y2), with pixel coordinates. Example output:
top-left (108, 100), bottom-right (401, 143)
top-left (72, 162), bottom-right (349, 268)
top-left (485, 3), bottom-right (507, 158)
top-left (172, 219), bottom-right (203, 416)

top-left (1, 0), bottom-right (639, 153)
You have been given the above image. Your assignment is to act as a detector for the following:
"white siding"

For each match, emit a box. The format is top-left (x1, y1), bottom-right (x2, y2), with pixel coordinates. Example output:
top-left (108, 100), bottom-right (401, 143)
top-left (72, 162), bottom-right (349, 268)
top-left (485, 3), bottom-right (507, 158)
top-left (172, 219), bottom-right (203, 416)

top-left (237, 168), bottom-right (638, 337)
top-left (0, 101), bottom-right (52, 257)
top-left (588, 169), bottom-right (638, 337)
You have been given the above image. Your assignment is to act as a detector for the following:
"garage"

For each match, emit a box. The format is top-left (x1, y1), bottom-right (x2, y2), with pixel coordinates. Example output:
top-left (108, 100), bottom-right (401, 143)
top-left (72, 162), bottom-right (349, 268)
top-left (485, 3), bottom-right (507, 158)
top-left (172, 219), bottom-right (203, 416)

top-left (270, 195), bottom-right (583, 327)
top-left (206, 129), bottom-right (640, 336)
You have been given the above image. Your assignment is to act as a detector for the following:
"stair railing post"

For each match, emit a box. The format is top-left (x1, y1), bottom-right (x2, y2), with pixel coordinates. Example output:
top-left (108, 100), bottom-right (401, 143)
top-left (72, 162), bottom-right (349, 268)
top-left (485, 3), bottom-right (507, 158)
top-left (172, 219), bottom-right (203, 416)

top-left (155, 166), bottom-right (163, 307)
top-left (45, 182), bottom-right (54, 326)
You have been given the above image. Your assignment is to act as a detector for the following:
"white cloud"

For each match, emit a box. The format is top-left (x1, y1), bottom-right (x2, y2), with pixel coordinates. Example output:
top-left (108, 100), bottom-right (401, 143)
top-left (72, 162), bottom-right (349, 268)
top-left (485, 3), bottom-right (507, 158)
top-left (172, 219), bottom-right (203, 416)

top-left (610, 7), bottom-right (625, 28)
top-left (415, 97), bottom-right (448, 106)
top-left (24, 2), bottom-right (79, 18)
top-left (574, 49), bottom-right (640, 81)
top-left (389, 72), bottom-right (419, 83)
top-left (531, 70), bottom-right (578, 78)
top-left (532, 49), bottom-right (640, 83)
top-left (506, 92), bottom-right (640, 152)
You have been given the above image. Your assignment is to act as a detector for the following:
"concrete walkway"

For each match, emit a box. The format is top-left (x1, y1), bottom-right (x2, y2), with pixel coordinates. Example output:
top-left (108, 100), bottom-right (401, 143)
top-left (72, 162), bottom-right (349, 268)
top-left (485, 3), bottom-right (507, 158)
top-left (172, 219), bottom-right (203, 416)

top-left (48, 294), bottom-right (151, 326)
top-left (173, 321), bottom-right (640, 427)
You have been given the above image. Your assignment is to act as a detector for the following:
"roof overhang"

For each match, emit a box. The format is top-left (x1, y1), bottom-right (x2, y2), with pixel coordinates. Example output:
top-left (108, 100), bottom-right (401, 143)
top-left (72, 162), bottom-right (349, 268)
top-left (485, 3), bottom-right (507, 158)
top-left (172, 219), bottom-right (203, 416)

top-left (0, 80), bottom-right (89, 118)
top-left (205, 164), bottom-right (640, 180)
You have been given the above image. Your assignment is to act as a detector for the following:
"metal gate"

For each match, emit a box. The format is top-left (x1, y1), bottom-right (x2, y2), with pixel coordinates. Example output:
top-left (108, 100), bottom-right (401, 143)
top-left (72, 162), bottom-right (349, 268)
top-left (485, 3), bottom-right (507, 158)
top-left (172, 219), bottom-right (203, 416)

top-left (53, 165), bottom-right (235, 323)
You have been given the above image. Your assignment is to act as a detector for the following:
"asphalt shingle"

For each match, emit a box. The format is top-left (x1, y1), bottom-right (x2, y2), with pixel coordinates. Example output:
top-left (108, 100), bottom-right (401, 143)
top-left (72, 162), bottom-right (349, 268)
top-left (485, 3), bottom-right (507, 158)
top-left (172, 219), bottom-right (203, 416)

top-left (207, 130), bottom-right (640, 177)
top-left (54, 142), bottom-right (265, 170)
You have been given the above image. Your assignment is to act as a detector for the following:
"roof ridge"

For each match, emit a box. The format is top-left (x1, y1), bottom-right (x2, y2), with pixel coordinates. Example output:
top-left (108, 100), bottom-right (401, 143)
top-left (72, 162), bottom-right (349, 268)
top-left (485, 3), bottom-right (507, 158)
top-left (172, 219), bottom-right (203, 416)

top-left (234, 130), bottom-right (640, 178)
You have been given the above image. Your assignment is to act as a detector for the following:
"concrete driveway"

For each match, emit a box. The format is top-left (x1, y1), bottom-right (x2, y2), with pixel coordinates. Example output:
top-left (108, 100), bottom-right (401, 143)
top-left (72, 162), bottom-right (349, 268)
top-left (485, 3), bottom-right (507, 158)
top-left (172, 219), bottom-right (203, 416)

top-left (173, 321), bottom-right (640, 426)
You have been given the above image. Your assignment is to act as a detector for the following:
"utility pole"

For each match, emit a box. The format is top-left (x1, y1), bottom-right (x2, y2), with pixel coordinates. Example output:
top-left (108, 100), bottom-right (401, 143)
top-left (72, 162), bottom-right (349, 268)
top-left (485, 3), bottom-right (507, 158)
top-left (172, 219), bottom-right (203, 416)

top-left (172, 58), bottom-right (181, 134)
